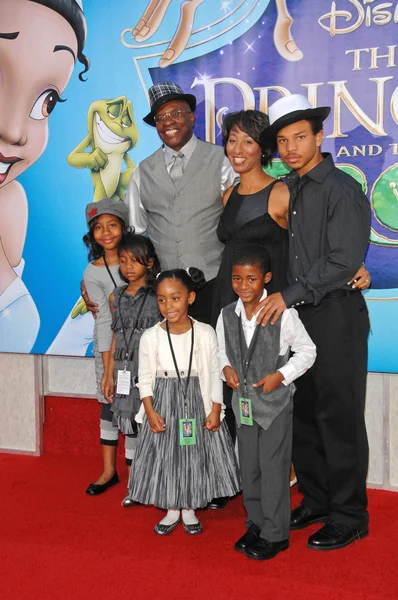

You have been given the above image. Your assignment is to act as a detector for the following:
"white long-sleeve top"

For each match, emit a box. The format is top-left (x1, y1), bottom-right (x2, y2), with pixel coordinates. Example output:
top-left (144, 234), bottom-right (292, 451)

top-left (216, 291), bottom-right (316, 386)
top-left (135, 320), bottom-right (225, 423)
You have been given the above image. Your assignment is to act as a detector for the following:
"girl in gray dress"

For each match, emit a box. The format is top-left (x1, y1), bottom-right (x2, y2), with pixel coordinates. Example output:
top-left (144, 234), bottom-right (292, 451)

top-left (128, 269), bottom-right (240, 535)
top-left (104, 233), bottom-right (162, 504)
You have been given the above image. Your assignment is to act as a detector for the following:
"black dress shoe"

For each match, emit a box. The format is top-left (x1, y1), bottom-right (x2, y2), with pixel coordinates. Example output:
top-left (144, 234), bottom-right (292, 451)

top-left (85, 472), bottom-right (119, 496)
top-left (234, 522), bottom-right (261, 553)
top-left (245, 538), bottom-right (289, 560)
top-left (207, 496), bottom-right (228, 510)
top-left (290, 505), bottom-right (329, 530)
top-left (307, 520), bottom-right (368, 551)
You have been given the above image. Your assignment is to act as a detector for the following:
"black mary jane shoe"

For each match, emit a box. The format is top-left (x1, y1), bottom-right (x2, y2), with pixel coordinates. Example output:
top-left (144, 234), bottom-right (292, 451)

top-left (207, 496), bottom-right (228, 510)
top-left (307, 520), bottom-right (368, 551)
top-left (245, 538), bottom-right (289, 561)
top-left (290, 505), bottom-right (329, 530)
top-left (85, 472), bottom-right (119, 496)
top-left (183, 521), bottom-right (203, 535)
top-left (234, 522), bottom-right (261, 553)
top-left (154, 518), bottom-right (181, 536)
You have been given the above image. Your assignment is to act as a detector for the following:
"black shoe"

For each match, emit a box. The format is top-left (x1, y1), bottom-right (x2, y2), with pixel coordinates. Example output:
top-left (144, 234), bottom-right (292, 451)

top-left (154, 518), bottom-right (180, 536)
top-left (207, 496), bottom-right (228, 510)
top-left (85, 472), bottom-right (119, 496)
top-left (183, 521), bottom-right (203, 535)
top-left (245, 538), bottom-right (289, 560)
top-left (290, 505), bottom-right (329, 530)
top-left (234, 522), bottom-right (261, 553)
top-left (307, 520), bottom-right (368, 551)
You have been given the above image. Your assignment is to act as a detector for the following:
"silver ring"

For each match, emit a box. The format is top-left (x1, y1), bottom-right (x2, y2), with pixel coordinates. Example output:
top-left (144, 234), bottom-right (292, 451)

top-left (365, 279), bottom-right (370, 283)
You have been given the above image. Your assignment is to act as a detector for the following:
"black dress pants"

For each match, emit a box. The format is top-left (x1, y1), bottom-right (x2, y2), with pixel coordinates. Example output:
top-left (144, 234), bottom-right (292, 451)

top-left (294, 292), bottom-right (369, 529)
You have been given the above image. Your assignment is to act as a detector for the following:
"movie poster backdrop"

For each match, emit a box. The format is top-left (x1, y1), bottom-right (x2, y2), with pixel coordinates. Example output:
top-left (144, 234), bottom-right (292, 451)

top-left (1, 0), bottom-right (397, 371)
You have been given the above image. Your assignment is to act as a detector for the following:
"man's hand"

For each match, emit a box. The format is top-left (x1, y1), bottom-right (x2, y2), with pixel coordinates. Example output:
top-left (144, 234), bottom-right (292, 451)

top-left (223, 365), bottom-right (239, 390)
top-left (253, 371), bottom-right (284, 393)
top-left (81, 280), bottom-right (98, 318)
top-left (255, 292), bottom-right (287, 327)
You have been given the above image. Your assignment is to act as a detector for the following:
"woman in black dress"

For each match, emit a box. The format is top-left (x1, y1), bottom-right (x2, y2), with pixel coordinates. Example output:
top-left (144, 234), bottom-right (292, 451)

top-left (212, 110), bottom-right (290, 325)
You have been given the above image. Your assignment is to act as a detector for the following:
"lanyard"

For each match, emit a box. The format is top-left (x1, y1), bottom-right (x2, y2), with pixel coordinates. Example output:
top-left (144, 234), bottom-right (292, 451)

top-left (103, 256), bottom-right (117, 288)
top-left (166, 319), bottom-right (194, 419)
top-left (118, 289), bottom-right (148, 369)
top-left (238, 315), bottom-right (261, 395)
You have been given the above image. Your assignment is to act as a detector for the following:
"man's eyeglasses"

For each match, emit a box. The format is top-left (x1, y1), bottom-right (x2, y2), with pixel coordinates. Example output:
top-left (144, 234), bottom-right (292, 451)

top-left (153, 109), bottom-right (191, 124)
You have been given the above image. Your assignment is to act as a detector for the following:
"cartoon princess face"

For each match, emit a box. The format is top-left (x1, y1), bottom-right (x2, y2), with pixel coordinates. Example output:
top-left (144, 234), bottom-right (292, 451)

top-left (0, 0), bottom-right (79, 189)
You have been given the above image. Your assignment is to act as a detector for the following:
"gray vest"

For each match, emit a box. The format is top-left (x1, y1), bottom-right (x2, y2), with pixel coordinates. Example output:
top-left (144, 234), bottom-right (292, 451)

top-left (223, 302), bottom-right (292, 430)
top-left (139, 140), bottom-right (225, 280)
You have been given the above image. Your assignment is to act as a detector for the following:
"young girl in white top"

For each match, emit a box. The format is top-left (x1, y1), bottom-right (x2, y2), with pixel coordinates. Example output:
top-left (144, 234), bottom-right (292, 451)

top-left (127, 268), bottom-right (240, 535)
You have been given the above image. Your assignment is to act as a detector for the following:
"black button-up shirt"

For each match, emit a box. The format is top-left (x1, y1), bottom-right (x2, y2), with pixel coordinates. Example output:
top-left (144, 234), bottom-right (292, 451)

top-left (281, 153), bottom-right (370, 308)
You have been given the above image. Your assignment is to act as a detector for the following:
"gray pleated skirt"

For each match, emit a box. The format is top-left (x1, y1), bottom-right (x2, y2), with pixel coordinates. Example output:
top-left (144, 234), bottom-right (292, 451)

top-left (128, 373), bottom-right (240, 510)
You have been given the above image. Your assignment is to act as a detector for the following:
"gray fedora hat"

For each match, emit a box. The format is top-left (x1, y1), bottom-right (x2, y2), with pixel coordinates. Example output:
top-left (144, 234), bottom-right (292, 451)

top-left (260, 94), bottom-right (331, 150)
top-left (85, 197), bottom-right (129, 227)
top-left (143, 82), bottom-right (196, 127)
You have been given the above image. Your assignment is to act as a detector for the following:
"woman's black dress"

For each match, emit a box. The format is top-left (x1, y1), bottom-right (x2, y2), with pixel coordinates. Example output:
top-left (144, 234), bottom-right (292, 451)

top-left (211, 181), bottom-right (289, 326)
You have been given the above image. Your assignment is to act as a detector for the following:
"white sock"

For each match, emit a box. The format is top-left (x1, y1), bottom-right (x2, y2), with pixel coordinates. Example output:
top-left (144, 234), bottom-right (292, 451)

top-left (159, 509), bottom-right (180, 526)
top-left (182, 509), bottom-right (199, 526)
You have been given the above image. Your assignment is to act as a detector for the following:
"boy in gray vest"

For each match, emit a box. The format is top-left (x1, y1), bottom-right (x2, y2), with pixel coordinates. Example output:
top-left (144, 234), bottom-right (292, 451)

top-left (216, 244), bottom-right (316, 560)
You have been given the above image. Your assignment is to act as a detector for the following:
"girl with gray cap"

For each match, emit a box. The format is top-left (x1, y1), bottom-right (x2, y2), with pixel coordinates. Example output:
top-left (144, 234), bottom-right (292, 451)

top-left (83, 197), bottom-right (131, 498)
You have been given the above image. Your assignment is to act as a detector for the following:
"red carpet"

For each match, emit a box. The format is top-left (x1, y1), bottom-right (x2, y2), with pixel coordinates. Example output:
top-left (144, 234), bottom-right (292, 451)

top-left (0, 396), bottom-right (396, 600)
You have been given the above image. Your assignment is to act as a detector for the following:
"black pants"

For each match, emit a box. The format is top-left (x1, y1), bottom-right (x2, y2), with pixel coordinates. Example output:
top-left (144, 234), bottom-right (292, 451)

top-left (189, 278), bottom-right (236, 444)
top-left (294, 292), bottom-right (370, 529)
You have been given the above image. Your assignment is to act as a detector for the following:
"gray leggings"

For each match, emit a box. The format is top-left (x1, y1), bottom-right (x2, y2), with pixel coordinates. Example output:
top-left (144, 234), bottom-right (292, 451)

top-left (100, 403), bottom-right (137, 465)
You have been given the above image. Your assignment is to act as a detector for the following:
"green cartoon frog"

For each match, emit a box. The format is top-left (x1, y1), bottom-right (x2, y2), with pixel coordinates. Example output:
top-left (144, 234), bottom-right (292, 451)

top-left (68, 96), bottom-right (138, 202)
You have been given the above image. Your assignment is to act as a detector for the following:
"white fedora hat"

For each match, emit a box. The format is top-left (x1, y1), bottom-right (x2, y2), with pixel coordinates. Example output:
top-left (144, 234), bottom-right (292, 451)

top-left (260, 94), bottom-right (330, 150)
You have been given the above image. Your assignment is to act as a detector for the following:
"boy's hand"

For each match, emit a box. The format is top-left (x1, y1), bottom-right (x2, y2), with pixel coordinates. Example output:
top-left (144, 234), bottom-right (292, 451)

top-left (205, 404), bottom-right (221, 432)
top-left (147, 410), bottom-right (166, 433)
top-left (255, 292), bottom-right (287, 326)
top-left (223, 366), bottom-right (239, 390)
top-left (253, 371), bottom-right (284, 393)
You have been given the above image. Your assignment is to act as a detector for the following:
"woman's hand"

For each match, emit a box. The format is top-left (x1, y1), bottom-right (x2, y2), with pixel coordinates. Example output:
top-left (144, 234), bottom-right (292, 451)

top-left (348, 265), bottom-right (371, 290)
top-left (205, 404), bottom-right (221, 432)
top-left (223, 365), bottom-right (239, 390)
top-left (147, 409), bottom-right (166, 433)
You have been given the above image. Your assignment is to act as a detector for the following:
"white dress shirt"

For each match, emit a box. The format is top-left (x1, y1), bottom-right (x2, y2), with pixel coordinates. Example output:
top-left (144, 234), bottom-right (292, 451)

top-left (216, 290), bottom-right (316, 386)
top-left (126, 134), bottom-right (237, 234)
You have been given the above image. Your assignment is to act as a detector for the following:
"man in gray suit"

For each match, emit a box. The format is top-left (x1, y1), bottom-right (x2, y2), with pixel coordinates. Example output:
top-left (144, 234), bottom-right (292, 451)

top-left (126, 82), bottom-right (237, 324)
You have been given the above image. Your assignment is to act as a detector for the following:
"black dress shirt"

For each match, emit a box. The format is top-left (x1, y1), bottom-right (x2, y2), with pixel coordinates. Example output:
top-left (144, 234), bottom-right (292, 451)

top-left (281, 153), bottom-right (370, 308)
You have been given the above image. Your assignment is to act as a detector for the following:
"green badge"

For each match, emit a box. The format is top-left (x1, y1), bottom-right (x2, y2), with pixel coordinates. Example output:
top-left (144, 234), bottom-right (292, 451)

top-left (239, 397), bottom-right (253, 426)
top-left (179, 418), bottom-right (196, 445)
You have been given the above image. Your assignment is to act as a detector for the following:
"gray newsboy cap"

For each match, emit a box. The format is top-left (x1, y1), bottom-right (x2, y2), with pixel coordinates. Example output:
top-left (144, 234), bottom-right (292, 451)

top-left (85, 197), bottom-right (129, 227)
